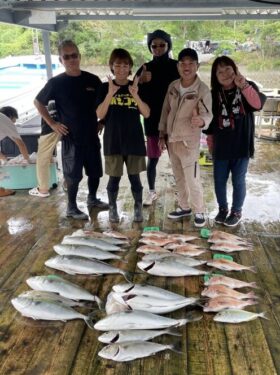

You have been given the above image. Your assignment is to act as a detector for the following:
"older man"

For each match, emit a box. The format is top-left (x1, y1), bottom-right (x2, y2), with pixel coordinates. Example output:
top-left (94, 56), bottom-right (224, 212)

top-left (31, 40), bottom-right (108, 219)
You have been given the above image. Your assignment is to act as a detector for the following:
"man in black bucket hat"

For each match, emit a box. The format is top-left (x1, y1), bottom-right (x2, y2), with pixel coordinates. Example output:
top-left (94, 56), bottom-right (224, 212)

top-left (136, 29), bottom-right (179, 207)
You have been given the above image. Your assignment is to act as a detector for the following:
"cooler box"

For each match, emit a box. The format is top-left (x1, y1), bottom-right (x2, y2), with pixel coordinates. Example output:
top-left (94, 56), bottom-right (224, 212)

top-left (0, 163), bottom-right (58, 190)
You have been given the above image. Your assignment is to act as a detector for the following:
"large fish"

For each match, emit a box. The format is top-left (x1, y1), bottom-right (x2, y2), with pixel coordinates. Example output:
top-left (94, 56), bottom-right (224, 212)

top-left (111, 292), bottom-right (199, 314)
top-left (94, 310), bottom-right (202, 331)
top-left (201, 285), bottom-right (257, 300)
top-left (203, 296), bottom-right (258, 312)
top-left (45, 255), bottom-right (131, 281)
top-left (98, 328), bottom-right (181, 344)
top-left (204, 275), bottom-right (259, 289)
top-left (207, 258), bottom-right (257, 273)
top-left (62, 236), bottom-right (122, 251)
top-left (142, 253), bottom-right (206, 267)
top-left (136, 245), bottom-right (170, 255)
top-left (19, 290), bottom-right (86, 307)
top-left (98, 341), bottom-right (181, 362)
top-left (137, 258), bottom-right (207, 277)
top-left (53, 244), bottom-right (123, 261)
top-left (210, 242), bottom-right (253, 252)
top-left (70, 230), bottom-right (129, 246)
top-left (26, 274), bottom-right (102, 306)
top-left (213, 309), bottom-right (268, 323)
top-left (11, 296), bottom-right (95, 328)
top-left (112, 283), bottom-right (188, 301)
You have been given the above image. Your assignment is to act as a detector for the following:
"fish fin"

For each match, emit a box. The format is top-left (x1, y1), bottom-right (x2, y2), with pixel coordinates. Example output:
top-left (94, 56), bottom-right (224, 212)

top-left (170, 342), bottom-right (183, 354)
top-left (249, 266), bottom-right (257, 273)
top-left (185, 310), bottom-right (203, 322)
top-left (247, 291), bottom-right (258, 299)
top-left (85, 316), bottom-right (95, 330)
top-left (249, 282), bottom-right (259, 289)
top-left (123, 271), bottom-right (135, 283)
top-left (259, 312), bottom-right (269, 320)
top-left (165, 328), bottom-right (182, 337)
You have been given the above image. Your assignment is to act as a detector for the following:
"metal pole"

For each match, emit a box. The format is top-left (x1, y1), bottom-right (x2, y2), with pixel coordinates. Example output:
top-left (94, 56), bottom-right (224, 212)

top-left (42, 30), bottom-right (53, 80)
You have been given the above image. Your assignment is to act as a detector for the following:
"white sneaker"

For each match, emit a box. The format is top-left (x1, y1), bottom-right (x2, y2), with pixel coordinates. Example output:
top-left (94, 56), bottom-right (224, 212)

top-left (143, 191), bottom-right (157, 206)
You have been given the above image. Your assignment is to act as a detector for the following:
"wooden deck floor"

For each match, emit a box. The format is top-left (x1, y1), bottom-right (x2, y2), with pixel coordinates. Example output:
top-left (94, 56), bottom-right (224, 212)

top-left (0, 139), bottom-right (279, 375)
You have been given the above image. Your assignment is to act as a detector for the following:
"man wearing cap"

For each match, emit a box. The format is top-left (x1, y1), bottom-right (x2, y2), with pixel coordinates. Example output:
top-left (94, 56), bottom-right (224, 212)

top-left (158, 48), bottom-right (213, 227)
top-left (136, 29), bottom-right (179, 206)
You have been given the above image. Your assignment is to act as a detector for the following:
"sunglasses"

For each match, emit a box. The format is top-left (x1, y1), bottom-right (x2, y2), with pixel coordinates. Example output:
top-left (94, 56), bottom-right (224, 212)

top-left (151, 43), bottom-right (166, 49)
top-left (62, 53), bottom-right (79, 60)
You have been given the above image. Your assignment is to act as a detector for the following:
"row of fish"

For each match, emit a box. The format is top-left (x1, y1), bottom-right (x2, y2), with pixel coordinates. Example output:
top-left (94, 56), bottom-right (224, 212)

top-left (96, 283), bottom-right (203, 361)
top-left (11, 230), bottom-right (131, 327)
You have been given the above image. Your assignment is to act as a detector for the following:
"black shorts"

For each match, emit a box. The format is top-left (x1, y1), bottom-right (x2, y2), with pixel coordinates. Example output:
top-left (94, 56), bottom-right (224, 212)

top-left (62, 137), bottom-right (103, 181)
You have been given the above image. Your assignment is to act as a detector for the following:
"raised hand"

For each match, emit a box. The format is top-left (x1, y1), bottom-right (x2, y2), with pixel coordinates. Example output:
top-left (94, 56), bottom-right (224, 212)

top-left (191, 106), bottom-right (204, 128)
top-left (128, 75), bottom-right (139, 97)
top-left (107, 75), bottom-right (120, 96)
top-left (139, 64), bottom-right (152, 83)
top-left (234, 69), bottom-right (247, 89)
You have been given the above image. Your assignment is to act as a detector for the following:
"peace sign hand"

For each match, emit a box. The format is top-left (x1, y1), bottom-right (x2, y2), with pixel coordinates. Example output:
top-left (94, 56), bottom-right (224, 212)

top-left (234, 69), bottom-right (247, 89)
top-left (107, 75), bottom-right (120, 96)
top-left (128, 75), bottom-right (139, 98)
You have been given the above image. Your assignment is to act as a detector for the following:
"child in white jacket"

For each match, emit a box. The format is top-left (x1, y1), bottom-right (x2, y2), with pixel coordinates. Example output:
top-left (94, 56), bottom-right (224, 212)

top-left (159, 48), bottom-right (213, 227)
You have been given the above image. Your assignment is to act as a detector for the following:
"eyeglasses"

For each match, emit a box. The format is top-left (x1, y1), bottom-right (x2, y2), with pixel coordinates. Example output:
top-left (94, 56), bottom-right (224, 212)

top-left (151, 43), bottom-right (167, 49)
top-left (62, 53), bottom-right (79, 60)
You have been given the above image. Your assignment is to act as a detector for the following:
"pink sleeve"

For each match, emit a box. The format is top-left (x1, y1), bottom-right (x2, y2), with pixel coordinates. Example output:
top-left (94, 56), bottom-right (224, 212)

top-left (242, 85), bottom-right (262, 110)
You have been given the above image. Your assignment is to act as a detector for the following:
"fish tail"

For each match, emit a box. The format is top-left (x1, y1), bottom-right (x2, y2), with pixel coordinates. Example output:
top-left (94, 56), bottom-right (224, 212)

top-left (249, 266), bottom-right (257, 273)
top-left (85, 316), bottom-right (95, 330)
top-left (170, 342), bottom-right (183, 354)
top-left (259, 312), bottom-right (269, 320)
top-left (249, 282), bottom-right (259, 289)
top-left (123, 271), bottom-right (135, 283)
top-left (165, 328), bottom-right (182, 337)
top-left (95, 297), bottom-right (105, 311)
top-left (247, 291), bottom-right (258, 299)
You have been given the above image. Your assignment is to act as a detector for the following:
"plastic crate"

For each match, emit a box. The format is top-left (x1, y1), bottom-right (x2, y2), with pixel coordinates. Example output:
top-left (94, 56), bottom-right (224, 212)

top-left (0, 163), bottom-right (58, 190)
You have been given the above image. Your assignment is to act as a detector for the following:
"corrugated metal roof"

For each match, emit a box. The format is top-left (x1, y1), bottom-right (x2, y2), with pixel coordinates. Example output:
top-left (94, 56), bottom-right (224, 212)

top-left (0, 0), bottom-right (279, 31)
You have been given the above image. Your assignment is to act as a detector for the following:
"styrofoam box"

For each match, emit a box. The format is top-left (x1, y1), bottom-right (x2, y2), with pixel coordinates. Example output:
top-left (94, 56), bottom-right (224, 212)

top-left (0, 163), bottom-right (58, 189)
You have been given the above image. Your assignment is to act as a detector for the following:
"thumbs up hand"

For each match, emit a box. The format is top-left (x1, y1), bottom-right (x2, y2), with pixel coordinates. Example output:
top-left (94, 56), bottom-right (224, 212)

top-left (139, 64), bottom-right (152, 83)
top-left (191, 106), bottom-right (204, 128)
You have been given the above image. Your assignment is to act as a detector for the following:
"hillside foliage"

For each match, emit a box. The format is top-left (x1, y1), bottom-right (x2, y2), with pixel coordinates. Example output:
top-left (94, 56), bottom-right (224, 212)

top-left (0, 20), bottom-right (279, 70)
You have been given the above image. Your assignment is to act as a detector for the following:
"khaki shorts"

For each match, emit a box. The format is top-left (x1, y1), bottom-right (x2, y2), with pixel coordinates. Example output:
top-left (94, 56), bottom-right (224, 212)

top-left (105, 155), bottom-right (146, 177)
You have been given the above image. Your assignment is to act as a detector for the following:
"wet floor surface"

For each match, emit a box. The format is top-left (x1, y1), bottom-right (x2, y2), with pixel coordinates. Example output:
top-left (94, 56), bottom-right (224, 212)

top-left (0, 138), bottom-right (279, 374)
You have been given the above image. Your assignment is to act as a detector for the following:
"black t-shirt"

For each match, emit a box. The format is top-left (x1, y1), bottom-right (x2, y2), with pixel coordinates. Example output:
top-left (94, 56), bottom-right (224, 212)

top-left (137, 54), bottom-right (180, 136)
top-left (36, 71), bottom-right (102, 145)
top-left (41, 101), bottom-right (58, 136)
top-left (96, 81), bottom-right (146, 156)
top-left (204, 82), bottom-right (261, 160)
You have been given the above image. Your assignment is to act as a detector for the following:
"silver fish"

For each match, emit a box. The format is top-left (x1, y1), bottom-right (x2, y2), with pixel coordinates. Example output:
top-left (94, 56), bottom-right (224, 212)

top-left (213, 309), bottom-right (268, 323)
top-left (62, 236), bottom-right (122, 251)
top-left (53, 244), bottom-right (123, 261)
top-left (137, 258), bottom-right (207, 277)
top-left (26, 274), bottom-right (102, 306)
top-left (111, 292), bottom-right (199, 314)
top-left (45, 255), bottom-right (131, 281)
top-left (204, 275), bottom-right (259, 289)
top-left (112, 283), bottom-right (188, 301)
top-left (98, 341), bottom-right (181, 362)
top-left (70, 230), bottom-right (129, 246)
top-left (142, 253), bottom-right (206, 267)
top-left (18, 290), bottom-right (86, 307)
top-left (98, 328), bottom-right (181, 344)
top-left (11, 296), bottom-right (95, 328)
top-left (94, 310), bottom-right (202, 331)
